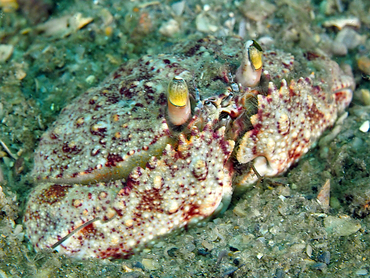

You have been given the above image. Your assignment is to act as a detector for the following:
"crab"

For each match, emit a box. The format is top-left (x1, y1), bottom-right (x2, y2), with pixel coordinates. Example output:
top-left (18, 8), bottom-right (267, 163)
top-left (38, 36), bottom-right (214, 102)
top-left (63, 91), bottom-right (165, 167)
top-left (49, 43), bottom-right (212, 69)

top-left (24, 37), bottom-right (355, 259)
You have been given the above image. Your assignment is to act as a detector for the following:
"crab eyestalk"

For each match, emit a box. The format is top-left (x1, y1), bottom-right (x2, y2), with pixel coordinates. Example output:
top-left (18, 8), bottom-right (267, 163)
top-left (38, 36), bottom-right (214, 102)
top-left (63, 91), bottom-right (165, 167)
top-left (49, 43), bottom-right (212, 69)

top-left (167, 76), bottom-right (191, 126)
top-left (235, 40), bottom-right (263, 88)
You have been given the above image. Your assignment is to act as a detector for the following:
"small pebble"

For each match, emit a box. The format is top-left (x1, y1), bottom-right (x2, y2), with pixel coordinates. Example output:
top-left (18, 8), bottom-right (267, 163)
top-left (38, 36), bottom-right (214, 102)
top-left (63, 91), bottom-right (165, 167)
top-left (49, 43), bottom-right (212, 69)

top-left (317, 179), bottom-right (330, 211)
top-left (324, 215), bottom-right (361, 236)
top-left (37, 13), bottom-right (93, 37)
top-left (332, 42), bottom-right (347, 56)
top-left (356, 269), bottom-right (368, 275)
top-left (196, 12), bottom-right (218, 33)
top-left (360, 89), bottom-right (370, 106)
top-left (141, 258), bottom-right (158, 271)
top-left (0, 0), bottom-right (18, 12)
top-left (350, 135), bottom-right (364, 149)
top-left (216, 250), bottom-right (228, 265)
top-left (258, 36), bottom-right (274, 46)
top-left (159, 19), bottom-right (180, 37)
top-left (0, 44), bottom-right (14, 63)
top-left (203, 4), bottom-right (211, 12)
top-left (334, 28), bottom-right (365, 50)
top-left (85, 75), bottom-right (96, 84)
top-left (121, 272), bottom-right (142, 278)
top-left (15, 69), bottom-right (27, 80)
top-left (318, 251), bottom-right (330, 265)
top-left (132, 261), bottom-right (144, 270)
top-left (311, 262), bottom-right (327, 272)
top-left (171, 1), bottom-right (185, 16)
top-left (233, 203), bottom-right (248, 217)
top-left (275, 268), bottom-right (285, 278)
top-left (100, 8), bottom-right (114, 26)
top-left (104, 26), bottom-right (113, 36)
top-left (197, 248), bottom-right (209, 256)
top-left (359, 121), bottom-right (369, 133)
top-left (222, 267), bottom-right (238, 276)
top-left (358, 57), bottom-right (370, 76)
top-left (330, 196), bottom-right (341, 209)
top-left (239, 0), bottom-right (276, 22)
top-left (201, 239), bottom-right (214, 250)
top-left (306, 244), bottom-right (313, 257)
top-left (0, 269), bottom-right (8, 278)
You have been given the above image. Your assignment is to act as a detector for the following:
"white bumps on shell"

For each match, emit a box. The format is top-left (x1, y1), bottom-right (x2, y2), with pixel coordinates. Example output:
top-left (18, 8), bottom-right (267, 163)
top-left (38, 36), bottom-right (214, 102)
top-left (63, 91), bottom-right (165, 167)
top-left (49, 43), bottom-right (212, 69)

top-left (191, 158), bottom-right (208, 180)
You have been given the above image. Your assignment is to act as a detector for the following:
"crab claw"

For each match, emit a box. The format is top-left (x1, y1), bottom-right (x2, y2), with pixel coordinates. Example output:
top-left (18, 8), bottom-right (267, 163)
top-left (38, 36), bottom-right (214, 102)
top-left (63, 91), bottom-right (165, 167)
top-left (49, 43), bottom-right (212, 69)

top-left (167, 76), bottom-right (191, 126)
top-left (235, 40), bottom-right (263, 88)
top-left (24, 123), bottom-right (235, 259)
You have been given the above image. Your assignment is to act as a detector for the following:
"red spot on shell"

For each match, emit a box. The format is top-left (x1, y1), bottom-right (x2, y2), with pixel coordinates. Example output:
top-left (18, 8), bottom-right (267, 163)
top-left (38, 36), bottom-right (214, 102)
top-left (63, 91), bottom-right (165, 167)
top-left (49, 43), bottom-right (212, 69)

top-left (39, 184), bottom-right (73, 205)
top-left (49, 133), bottom-right (58, 140)
top-left (105, 153), bottom-right (124, 167)
top-left (90, 126), bottom-right (107, 137)
top-left (334, 90), bottom-right (349, 104)
top-left (78, 223), bottom-right (97, 239)
top-left (62, 143), bottom-right (82, 155)
top-left (304, 51), bottom-right (322, 61)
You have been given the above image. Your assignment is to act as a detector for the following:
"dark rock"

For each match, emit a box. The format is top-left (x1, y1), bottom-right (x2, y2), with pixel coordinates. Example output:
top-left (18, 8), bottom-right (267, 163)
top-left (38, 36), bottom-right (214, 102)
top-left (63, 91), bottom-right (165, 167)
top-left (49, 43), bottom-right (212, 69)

top-left (17, 0), bottom-right (54, 24)
top-left (318, 251), bottom-right (330, 265)
top-left (167, 247), bottom-right (178, 257)
top-left (197, 248), bottom-right (210, 256)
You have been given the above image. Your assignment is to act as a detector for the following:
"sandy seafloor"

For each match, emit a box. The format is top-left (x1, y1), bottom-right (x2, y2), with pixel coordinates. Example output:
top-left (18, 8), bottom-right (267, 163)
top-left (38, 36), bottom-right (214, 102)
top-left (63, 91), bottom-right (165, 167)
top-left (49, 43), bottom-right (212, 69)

top-left (0, 0), bottom-right (370, 277)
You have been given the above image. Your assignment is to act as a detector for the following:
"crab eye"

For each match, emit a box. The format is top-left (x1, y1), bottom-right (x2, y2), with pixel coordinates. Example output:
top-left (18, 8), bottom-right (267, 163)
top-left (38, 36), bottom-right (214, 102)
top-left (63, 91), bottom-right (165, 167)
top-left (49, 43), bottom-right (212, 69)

top-left (235, 40), bottom-right (263, 88)
top-left (168, 76), bottom-right (189, 107)
top-left (167, 76), bottom-right (191, 126)
top-left (248, 41), bottom-right (263, 71)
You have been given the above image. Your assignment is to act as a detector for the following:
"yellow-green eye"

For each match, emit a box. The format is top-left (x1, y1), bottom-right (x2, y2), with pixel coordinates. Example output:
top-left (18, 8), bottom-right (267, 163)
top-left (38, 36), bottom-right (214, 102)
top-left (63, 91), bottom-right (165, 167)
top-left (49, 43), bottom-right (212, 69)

top-left (248, 43), bottom-right (263, 71)
top-left (168, 76), bottom-right (189, 107)
top-left (236, 40), bottom-right (263, 88)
